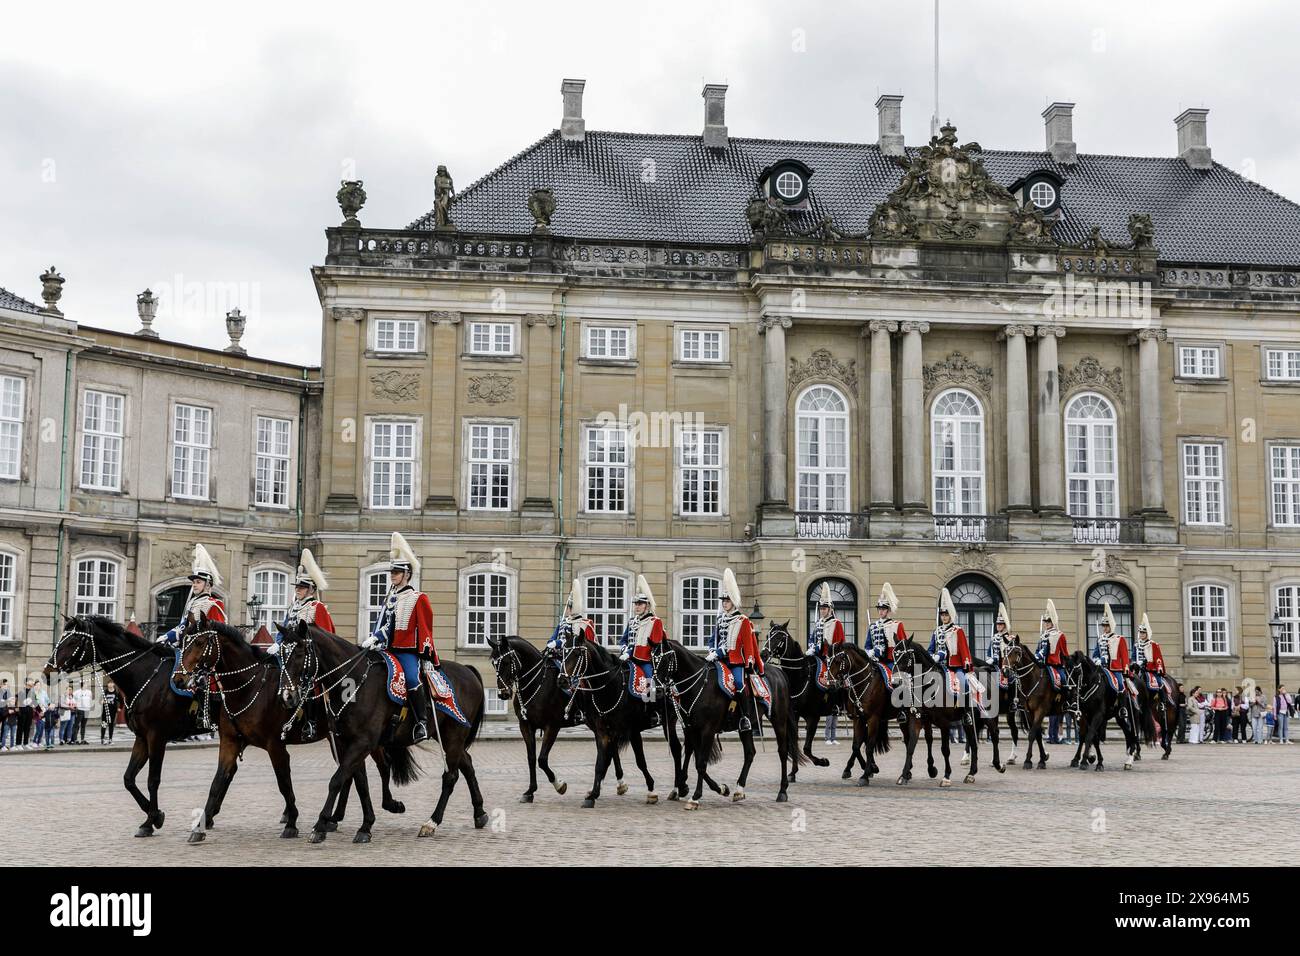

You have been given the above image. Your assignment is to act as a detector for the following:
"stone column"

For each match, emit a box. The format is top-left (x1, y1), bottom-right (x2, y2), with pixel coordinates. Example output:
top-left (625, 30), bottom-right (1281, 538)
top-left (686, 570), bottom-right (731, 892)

top-left (1133, 328), bottom-right (1169, 513)
top-left (424, 310), bottom-right (462, 513)
top-left (323, 307), bottom-right (363, 511)
top-left (900, 321), bottom-right (929, 511)
top-left (1036, 325), bottom-right (1066, 512)
top-left (760, 314), bottom-right (792, 509)
top-left (1002, 325), bottom-right (1034, 511)
top-left (867, 320), bottom-right (898, 508)
top-left (522, 313), bottom-right (558, 527)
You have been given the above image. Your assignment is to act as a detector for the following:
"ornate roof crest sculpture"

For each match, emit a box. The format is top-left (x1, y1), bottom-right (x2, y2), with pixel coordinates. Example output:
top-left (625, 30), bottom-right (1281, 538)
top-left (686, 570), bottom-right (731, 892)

top-left (1127, 213), bottom-right (1156, 250)
top-left (337, 180), bottom-right (366, 227)
top-left (528, 187), bottom-right (556, 232)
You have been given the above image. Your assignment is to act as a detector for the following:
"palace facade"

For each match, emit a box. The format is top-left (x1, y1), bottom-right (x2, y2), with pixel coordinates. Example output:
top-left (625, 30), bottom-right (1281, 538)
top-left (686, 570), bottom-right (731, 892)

top-left (5, 82), bottom-right (1300, 704)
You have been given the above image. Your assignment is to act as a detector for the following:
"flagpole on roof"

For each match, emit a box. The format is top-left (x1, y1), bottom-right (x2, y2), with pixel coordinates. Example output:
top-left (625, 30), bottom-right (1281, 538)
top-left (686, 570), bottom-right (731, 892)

top-left (931, 0), bottom-right (940, 138)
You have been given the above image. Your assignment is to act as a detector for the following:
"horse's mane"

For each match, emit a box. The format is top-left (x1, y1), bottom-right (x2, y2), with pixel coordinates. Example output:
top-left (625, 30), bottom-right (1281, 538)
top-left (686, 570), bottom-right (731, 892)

top-left (82, 616), bottom-right (159, 654)
top-left (503, 634), bottom-right (542, 660)
top-left (207, 618), bottom-right (267, 658)
top-left (900, 637), bottom-right (942, 670)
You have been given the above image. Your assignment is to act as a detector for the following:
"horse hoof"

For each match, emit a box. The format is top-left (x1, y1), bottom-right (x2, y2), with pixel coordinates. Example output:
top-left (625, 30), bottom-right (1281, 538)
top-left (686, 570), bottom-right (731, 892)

top-left (153, 811), bottom-right (166, 830)
top-left (776, 791), bottom-right (788, 803)
top-left (309, 830), bottom-right (326, 844)
top-left (1133, 752), bottom-right (1141, 761)
top-left (187, 830), bottom-right (205, 844)
top-left (896, 776), bottom-right (908, 786)
top-left (417, 822), bottom-right (437, 838)
top-left (616, 781), bottom-right (629, 796)
top-left (856, 776), bottom-right (870, 787)
top-left (960, 754), bottom-right (970, 767)
top-left (667, 791), bottom-right (680, 802)
top-left (352, 830), bottom-right (372, 844)
top-left (683, 800), bottom-right (700, 811)
top-left (940, 779), bottom-right (952, 788)
top-left (731, 788), bottom-right (745, 803)
top-left (1022, 760), bottom-right (1033, 770)
top-left (205, 817), bottom-right (215, 830)
top-left (1070, 759), bottom-right (1080, 768)
top-left (1161, 752), bottom-right (1170, 760)
top-left (963, 774), bottom-right (975, 784)
top-left (721, 785), bottom-right (731, 797)
top-left (519, 793), bottom-right (534, 804)
top-left (841, 769), bottom-right (852, 780)
top-left (134, 826), bottom-right (154, 839)
top-left (1094, 763), bottom-right (1105, 772)
top-left (280, 826), bottom-right (298, 839)
top-left (555, 781), bottom-right (568, 796)
top-left (814, 757), bottom-right (829, 768)
top-left (383, 800), bottom-right (406, 814)
top-left (997, 764), bottom-right (1006, 774)
top-left (646, 793), bottom-right (658, 805)
top-left (322, 820), bottom-right (338, 833)
top-left (581, 798), bottom-right (596, 809)
top-left (474, 812), bottom-right (489, 829)
top-left (927, 766), bottom-right (938, 779)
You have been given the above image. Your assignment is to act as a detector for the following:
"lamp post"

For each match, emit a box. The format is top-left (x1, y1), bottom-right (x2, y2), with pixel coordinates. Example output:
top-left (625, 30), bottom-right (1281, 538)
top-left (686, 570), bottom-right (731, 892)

top-left (248, 594), bottom-right (263, 631)
top-left (1269, 609), bottom-right (1286, 742)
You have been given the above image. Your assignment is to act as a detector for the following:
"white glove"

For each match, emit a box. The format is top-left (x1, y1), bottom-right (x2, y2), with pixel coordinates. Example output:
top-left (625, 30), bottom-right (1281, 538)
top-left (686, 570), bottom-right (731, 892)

top-left (705, 651), bottom-right (718, 663)
top-left (618, 648), bottom-right (630, 661)
top-left (266, 642), bottom-right (281, 656)
top-left (361, 636), bottom-right (379, 650)
top-left (155, 634), bottom-right (170, 643)
top-left (805, 645), bottom-right (817, 656)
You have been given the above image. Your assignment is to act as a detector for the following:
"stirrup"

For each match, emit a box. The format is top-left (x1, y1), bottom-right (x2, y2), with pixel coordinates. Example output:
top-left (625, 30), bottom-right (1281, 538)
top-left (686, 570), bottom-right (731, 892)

top-left (738, 716), bottom-right (752, 733)
top-left (411, 720), bottom-right (428, 743)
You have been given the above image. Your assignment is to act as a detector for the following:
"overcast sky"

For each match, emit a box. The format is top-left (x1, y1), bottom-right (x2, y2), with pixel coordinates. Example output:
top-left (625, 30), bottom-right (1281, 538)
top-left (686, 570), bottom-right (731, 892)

top-left (3, 0), bottom-right (1297, 366)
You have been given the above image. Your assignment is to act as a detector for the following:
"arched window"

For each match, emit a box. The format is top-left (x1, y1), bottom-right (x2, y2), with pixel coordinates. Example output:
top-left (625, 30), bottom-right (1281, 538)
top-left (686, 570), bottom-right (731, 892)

top-left (931, 389), bottom-right (985, 517)
top-left (249, 567), bottom-right (291, 631)
top-left (154, 583), bottom-right (192, 633)
top-left (946, 574), bottom-right (1003, 660)
top-left (1065, 393), bottom-right (1118, 518)
top-left (1085, 581), bottom-right (1134, 655)
top-left (805, 577), bottom-right (858, 646)
top-left (796, 386), bottom-right (849, 513)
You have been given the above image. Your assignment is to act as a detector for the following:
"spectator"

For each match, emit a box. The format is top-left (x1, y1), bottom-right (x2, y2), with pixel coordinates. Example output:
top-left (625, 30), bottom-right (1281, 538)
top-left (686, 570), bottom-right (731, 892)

top-left (18, 678), bottom-right (35, 749)
top-left (1232, 687), bottom-right (1247, 743)
top-left (1175, 684), bottom-right (1187, 743)
top-left (41, 684), bottom-right (58, 750)
top-left (1188, 687), bottom-right (1206, 744)
top-left (1062, 709), bottom-right (1076, 744)
top-left (823, 710), bottom-right (838, 746)
top-left (60, 688), bottom-right (77, 744)
top-left (1250, 688), bottom-right (1268, 744)
top-left (75, 681), bottom-right (93, 745)
top-left (1212, 689), bottom-right (1231, 743)
top-left (1276, 685), bottom-right (1293, 744)
top-left (101, 680), bottom-right (118, 745)
top-left (1, 679), bottom-right (16, 750)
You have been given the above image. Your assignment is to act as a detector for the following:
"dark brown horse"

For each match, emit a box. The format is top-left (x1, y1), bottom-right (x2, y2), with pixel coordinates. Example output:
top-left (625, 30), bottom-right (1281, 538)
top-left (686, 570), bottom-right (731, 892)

top-left (826, 642), bottom-right (895, 786)
top-left (275, 619), bottom-right (487, 843)
top-left (761, 621), bottom-right (835, 780)
top-left (1129, 663), bottom-right (1177, 760)
top-left (1000, 639), bottom-right (1070, 769)
top-left (1067, 652), bottom-right (1141, 771)
top-left (888, 637), bottom-right (981, 787)
top-left (172, 616), bottom-right (404, 843)
top-left (44, 615), bottom-right (199, 837)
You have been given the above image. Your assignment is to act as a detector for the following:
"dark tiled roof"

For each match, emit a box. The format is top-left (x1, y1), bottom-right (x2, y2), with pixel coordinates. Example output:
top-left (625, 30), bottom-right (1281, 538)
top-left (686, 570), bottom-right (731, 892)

top-left (0, 286), bottom-right (41, 314)
top-left (410, 130), bottom-right (1300, 267)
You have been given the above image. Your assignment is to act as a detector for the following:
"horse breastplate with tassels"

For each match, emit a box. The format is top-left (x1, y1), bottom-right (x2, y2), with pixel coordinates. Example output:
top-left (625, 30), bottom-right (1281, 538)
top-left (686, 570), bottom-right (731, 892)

top-left (286, 599), bottom-right (318, 627)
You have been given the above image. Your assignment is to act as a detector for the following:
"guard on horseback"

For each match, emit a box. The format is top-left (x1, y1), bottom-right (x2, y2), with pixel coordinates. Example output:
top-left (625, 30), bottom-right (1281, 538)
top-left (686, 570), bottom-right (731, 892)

top-left (1036, 599), bottom-right (1069, 666)
top-left (806, 581), bottom-right (844, 690)
top-left (928, 588), bottom-right (972, 671)
top-left (546, 580), bottom-right (595, 665)
top-left (619, 575), bottom-right (663, 703)
top-left (1091, 602), bottom-right (1130, 674)
top-left (360, 532), bottom-right (436, 742)
top-left (1134, 613), bottom-right (1173, 704)
top-left (157, 544), bottom-right (225, 645)
top-left (988, 603), bottom-right (1015, 667)
top-left (865, 582), bottom-right (905, 662)
top-left (706, 568), bottom-right (767, 730)
top-left (268, 549), bottom-right (334, 657)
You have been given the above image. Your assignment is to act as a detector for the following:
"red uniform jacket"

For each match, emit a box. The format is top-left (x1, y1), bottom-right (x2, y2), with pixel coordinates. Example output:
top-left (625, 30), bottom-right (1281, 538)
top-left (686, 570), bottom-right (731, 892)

top-left (389, 588), bottom-right (437, 664)
top-left (934, 625), bottom-right (972, 671)
top-left (296, 600), bottom-right (335, 634)
top-left (1045, 630), bottom-right (1069, 666)
top-left (722, 616), bottom-right (764, 674)
top-left (630, 615), bottom-right (665, 662)
top-left (1143, 641), bottom-right (1166, 674)
top-left (1102, 634), bottom-right (1130, 672)
top-left (572, 618), bottom-right (596, 644)
top-left (818, 617), bottom-right (846, 651)
top-left (192, 597), bottom-right (226, 625)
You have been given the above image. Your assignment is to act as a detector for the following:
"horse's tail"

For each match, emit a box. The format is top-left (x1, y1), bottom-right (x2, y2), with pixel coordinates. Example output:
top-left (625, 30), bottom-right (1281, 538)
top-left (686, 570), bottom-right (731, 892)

top-left (384, 743), bottom-right (423, 787)
top-left (873, 715), bottom-right (892, 755)
top-left (464, 665), bottom-right (487, 748)
top-left (706, 734), bottom-right (724, 766)
top-left (1141, 694), bottom-right (1157, 745)
top-left (787, 709), bottom-right (809, 767)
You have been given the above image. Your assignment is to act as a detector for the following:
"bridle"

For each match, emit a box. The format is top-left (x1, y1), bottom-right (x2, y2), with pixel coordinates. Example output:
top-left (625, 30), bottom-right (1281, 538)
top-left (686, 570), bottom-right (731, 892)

top-left (489, 641), bottom-right (547, 721)
top-left (649, 640), bottom-right (709, 727)
top-left (828, 642), bottom-right (874, 713)
top-left (762, 625), bottom-right (821, 699)
top-left (47, 620), bottom-right (169, 713)
top-left (559, 636), bottom-right (625, 717)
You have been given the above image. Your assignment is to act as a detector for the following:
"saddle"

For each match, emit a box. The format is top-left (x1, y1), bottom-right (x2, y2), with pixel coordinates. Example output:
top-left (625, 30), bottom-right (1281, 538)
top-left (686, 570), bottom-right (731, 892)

top-left (378, 652), bottom-right (470, 728)
top-left (941, 667), bottom-right (984, 708)
top-left (1046, 666), bottom-right (1069, 691)
top-left (713, 662), bottom-right (772, 717)
top-left (813, 656), bottom-right (832, 691)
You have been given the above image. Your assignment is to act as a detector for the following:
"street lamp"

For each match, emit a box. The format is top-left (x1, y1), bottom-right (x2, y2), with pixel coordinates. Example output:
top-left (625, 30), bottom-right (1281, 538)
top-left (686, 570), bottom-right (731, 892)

top-left (750, 603), bottom-right (765, 623)
top-left (247, 594), bottom-right (263, 630)
top-left (1269, 609), bottom-right (1286, 742)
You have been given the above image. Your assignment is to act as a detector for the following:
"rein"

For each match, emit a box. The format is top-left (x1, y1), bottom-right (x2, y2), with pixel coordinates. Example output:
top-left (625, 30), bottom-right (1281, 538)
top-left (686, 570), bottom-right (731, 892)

top-left (561, 641), bottom-right (626, 717)
top-left (49, 626), bottom-right (168, 713)
top-left (490, 645), bottom-right (547, 721)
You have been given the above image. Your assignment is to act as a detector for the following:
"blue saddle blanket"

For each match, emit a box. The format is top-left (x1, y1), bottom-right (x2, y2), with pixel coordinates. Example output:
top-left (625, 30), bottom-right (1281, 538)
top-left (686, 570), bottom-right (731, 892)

top-left (168, 647), bottom-right (195, 700)
top-left (379, 653), bottom-right (470, 727)
top-left (1101, 669), bottom-right (1125, 694)
top-left (1047, 666), bottom-right (1068, 691)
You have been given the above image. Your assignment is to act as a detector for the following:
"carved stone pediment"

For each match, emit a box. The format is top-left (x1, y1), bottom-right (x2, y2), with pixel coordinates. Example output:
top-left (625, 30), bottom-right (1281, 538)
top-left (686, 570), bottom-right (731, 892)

top-left (160, 548), bottom-right (191, 577)
top-left (1059, 356), bottom-right (1124, 400)
top-left (370, 370), bottom-right (421, 402)
top-left (815, 550), bottom-right (851, 572)
top-left (788, 348), bottom-right (858, 397)
top-left (924, 351), bottom-right (993, 397)
top-left (943, 544), bottom-right (1002, 580)
top-left (468, 372), bottom-right (516, 404)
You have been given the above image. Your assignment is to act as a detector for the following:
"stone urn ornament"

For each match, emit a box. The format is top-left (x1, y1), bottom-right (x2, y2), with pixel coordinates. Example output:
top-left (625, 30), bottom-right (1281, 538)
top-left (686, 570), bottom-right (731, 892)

top-left (528, 187), bottom-right (556, 232)
top-left (136, 288), bottom-right (160, 338)
top-left (225, 308), bottom-right (247, 355)
top-left (337, 180), bottom-right (366, 227)
top-left (40, 266), bottom-right (64, 314)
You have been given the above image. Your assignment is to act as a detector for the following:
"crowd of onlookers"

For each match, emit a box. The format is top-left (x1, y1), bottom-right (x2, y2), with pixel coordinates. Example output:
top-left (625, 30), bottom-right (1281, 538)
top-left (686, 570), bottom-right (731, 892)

top-left (0, 676), bottom-right (120, 751)
top-left (1181, 684), bottom-right (1293, 744)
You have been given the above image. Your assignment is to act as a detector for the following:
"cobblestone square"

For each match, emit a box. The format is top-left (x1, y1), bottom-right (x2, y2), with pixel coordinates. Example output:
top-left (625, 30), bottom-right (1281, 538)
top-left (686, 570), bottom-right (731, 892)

top-left (3, 734), bottom-right (1297, 866)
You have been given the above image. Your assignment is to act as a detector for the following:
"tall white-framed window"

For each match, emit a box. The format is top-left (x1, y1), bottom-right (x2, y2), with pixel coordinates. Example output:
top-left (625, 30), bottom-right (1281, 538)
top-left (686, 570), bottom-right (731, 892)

top-left (1181, 442), bottom-right (1225, 525)
top-left (1179, 346), bottom-right (1221, 379)
top-left (679, 329), bottom-right (725, 363)
top-left (250, 568), bottom-right (290, 630)
top-left (584, 572), bottom-right (629, 646)
top-left (374, 318), bottom-right (420, 353)
top-left (468, 321), bottom-right (515, 356)
top-left (931, 388), bottom-right (985, 516)
top-left (360, 567), bottom-right (390, 637)
top-left (583, 425), bottom-right (629, 514)
top-left (1265, 347), bottom-right (1300, 382)
top-left (1065, 392), bottom-right (1118, 517)
top-left (676, 573), bottom-right (720, 650)
top-left (460, 566), bottom-right (515, 648)
top-left (0, 550), bottom-right (16, 641)
top-left (584, 325), bottom-right (630, 360)
top-left (171, 403), bottom-right (212, 500)
top-left (254, 416), bottom-right (292, 508)
top-left (678, 426), bottom-right (725, 516)
top-left (467, 421), bottom-right (514, 511)
top-left (0, 374), bottom-right (26, 479)
top-left (1273, 584), bottom-right (1300, 656)
top-left (1187, 583), bottom-right (1230, 656)
top-left (74, 556), bottom-right (120, 619)
top-left (368, 419), bottom-right (417, 509)
top-left (1270, 445), bottom-right (1300, 527)
top-left (80, 390), bottom-right (124, 491)
top-left (796, 385), bottom-right (849, 513)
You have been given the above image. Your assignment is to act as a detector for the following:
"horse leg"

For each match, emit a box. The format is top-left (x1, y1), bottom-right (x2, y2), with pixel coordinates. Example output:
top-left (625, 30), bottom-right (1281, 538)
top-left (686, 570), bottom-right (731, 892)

top-left (144, 734), bottom-right (168, 833)
top-left (459, 749), bottom-right (490, 829)
top-left (311, 740), bottom-right (368, 843)
top-left (924, 719), bottom-right (938, 779)
top-left (628, 732), bottom-right (658, 803)
top-left (897, 716), bottom-right (916, 785)
top-left (371, 747), bottom-right (405, 813)
top-left (613, 747), bottom-right (629, 796)
top-left (804, 714), bottom-right (827, 769)
top-left (347, 763), bottom-right (377, 843)
top-left (520, 721), bottom-right (539, 802)
top-left (963, 711), bottom-right (979, 783)
top-left (189, 732), bottom-right (240, 844)
top-left (666, 715), bottom-right (688, 800)
top-left (122, 736), bottom-right (156, 837)
top-left (987, 715), bottom-right (1004, 773)
top-left (582, 734), bottom-right (614, 808)
top-left (845, 716), bottom-right (864, 780)
top-left (537, 723), bottom-right (566, 796)
top-left (420, 760), bottom-right (462, 837)
top-left (684, 732), bottom-right (710, 810)
top-left (266, 743), bottom-right (301, 839)
top-left (938, 721), bottom-right (954, 787)
top-left (733, 729), bottom-right (756, 802)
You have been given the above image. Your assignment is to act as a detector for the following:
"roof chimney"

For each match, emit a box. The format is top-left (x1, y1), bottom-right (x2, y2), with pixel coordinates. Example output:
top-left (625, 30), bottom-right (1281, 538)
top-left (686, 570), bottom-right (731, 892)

top-left (1042, 102), bottom-right (1076, 165)
top-left (875, 94), bottom-right (904, 157)
top-left (1175, 108), bottom-right (1211, 169)
top-left (702, 83), bottom-right (728, 150)
top-left (560, 78), bottom-right (585, 142)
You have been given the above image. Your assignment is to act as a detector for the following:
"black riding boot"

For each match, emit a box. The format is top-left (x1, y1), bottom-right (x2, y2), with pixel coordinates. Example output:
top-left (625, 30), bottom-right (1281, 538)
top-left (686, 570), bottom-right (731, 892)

top-left (409, 685), bottom-right (431, 743)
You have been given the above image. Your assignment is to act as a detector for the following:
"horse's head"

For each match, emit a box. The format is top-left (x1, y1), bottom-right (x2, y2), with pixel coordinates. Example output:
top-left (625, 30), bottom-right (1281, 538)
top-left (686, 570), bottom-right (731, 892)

top-left (763, 620), bottom-right (794, 660)
top-left (486, 634), bottom-right (515, 699)
top-left (557, 629), bottom-right (592, 692)
top-left (275, 619), bottom-right (315, 708)
top-left (1002, 639), bottom-right (1031, 674)
top-left (45, 614), bottom-right (98, 676)
top-left (173, 612), bottom-right (221, 691)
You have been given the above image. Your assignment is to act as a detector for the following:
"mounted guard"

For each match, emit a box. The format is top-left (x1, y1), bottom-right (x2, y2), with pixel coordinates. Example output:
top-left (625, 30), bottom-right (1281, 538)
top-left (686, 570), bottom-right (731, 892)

top-left (546, 580), bottom-right (595, 668)
top-left (619, 575), bottom-right (663, 703)
top-left (1036, 599), bottom-right (1071, 690)
top-left (805, 581), bottom-right (845, 690)
top-left (928, 587), bottom-right (972, 671)
top-left (157, 544), bottom-right (225, 645)
top-left (1134, 613), bottom-right (1173, 702)
top-left (1091, 602), bottom-right (1131, 673)
top-left (268, 549), bottom-right (334, 657)
top-left (865, 582), bottom-right (905, 664)
top-left (705, 568), bottom-right (769, 727)
top-left (360, 532), bottom-right (437, 742)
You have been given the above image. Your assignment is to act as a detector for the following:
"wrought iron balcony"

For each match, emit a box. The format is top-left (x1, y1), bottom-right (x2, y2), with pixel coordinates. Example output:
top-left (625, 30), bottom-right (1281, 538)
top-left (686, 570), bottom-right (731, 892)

top-left (1071, 516), bottom-right (1145, 545)
top-left (933, 514), bottom-right (1009, 543)
top-left (794, 511), bottom-right (869, 540)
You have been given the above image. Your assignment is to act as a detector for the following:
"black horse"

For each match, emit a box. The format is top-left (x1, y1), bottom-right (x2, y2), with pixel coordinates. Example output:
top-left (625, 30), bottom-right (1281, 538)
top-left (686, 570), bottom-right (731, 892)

top-left (889, 638), bottom-right (982, 787)
top-left (172, 616), bottom-right (404, 843)
top-left (275, 620), bottom-right (487, 842)
top-left (761, 621), bottom-right (835, 779)
top-left (649, 637), bottom-right (802, 808)
top-left (44, 615), bottom-right (201, 837)
top-left (487, 633), bottom-right (637, 803)
top-left (1001, 639), bottom-right (1072, 769)
top-left (556, 633), bottom-right (679, 807)
top-left (826, 641), bottom-right (896, 786)
top-left (1067, 652), bottom-right (1141, 771)
top-left (1129, 663), bottom-right (1178, 760)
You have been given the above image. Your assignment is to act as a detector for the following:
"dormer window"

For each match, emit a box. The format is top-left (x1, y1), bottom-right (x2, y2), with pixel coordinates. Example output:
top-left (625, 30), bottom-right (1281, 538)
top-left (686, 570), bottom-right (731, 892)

top-left (1029, 181), bottom-right (1057, 209)
top-left (1009, 170), bottom-right (1064, 214)
top-left (759, 159), bottom-right (813, 206)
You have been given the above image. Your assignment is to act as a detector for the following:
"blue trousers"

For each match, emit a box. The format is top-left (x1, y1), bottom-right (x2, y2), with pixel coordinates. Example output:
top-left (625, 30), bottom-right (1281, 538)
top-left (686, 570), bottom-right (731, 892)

top-left (395, 652), bottom-right (422, 688)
